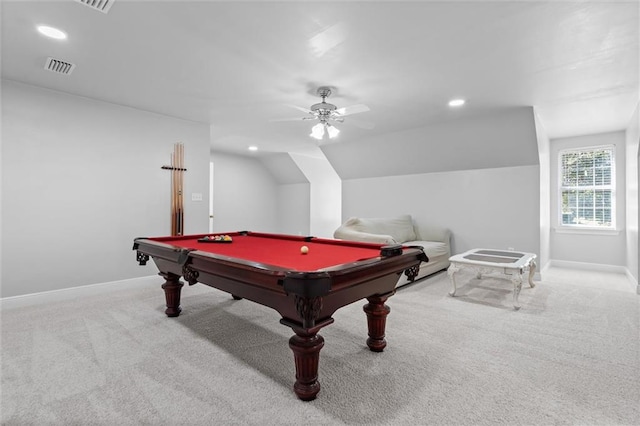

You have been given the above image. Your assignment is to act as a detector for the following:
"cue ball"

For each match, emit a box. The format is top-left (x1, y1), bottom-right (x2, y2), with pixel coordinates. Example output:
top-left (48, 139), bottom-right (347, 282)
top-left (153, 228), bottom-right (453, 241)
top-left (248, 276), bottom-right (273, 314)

top-left (300, 245), bottom-right (309, 254)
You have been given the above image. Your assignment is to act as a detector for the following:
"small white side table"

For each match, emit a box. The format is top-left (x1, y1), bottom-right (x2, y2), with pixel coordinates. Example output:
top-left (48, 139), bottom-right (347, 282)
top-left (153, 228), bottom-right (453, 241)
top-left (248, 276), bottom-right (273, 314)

top-left (447, 249), bottom-right (537, 310)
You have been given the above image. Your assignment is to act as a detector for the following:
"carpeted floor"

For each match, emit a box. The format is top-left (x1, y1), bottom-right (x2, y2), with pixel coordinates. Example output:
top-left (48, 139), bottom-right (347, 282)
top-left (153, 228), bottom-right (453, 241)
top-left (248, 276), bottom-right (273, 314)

top-left (1, 268), bottom-right (638, 425)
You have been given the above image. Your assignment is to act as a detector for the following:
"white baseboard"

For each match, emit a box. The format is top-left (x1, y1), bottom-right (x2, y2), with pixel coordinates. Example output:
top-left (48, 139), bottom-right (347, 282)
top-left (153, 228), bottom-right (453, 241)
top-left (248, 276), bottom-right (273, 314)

top-left (0, 275), bottom-right (159, 310)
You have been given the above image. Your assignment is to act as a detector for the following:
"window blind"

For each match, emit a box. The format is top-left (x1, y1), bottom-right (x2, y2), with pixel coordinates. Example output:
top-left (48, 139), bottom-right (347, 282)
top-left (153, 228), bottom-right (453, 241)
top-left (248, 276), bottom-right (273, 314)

top-left (559, 146), bottom-right (614, 228)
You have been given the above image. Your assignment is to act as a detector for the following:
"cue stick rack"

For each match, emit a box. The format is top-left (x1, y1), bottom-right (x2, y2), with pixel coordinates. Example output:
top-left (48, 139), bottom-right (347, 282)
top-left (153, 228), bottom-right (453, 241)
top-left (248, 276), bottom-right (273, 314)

top-left (161, 143), bottom-right (187, 236)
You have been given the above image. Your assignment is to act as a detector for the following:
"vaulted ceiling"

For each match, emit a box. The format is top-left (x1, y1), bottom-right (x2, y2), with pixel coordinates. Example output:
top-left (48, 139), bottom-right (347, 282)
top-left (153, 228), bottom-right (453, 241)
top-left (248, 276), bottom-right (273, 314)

top-left (2, 0), bottom-right (638, 156)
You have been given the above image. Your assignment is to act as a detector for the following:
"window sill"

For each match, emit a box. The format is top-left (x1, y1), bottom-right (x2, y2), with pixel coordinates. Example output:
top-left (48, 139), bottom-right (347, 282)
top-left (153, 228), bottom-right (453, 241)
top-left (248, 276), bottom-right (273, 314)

top-left (554, 227), bottom-right (621, 236)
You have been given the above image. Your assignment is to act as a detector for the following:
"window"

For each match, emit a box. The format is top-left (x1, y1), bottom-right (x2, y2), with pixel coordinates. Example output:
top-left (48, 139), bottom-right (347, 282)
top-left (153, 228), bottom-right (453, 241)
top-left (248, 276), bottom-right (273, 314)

top-left (559, 146), bottom-right (615, 228)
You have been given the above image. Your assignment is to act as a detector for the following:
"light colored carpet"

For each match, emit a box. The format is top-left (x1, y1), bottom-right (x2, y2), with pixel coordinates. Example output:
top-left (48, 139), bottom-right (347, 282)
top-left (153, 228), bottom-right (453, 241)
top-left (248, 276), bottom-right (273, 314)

top-left (1, 268), bottom-right (638, 425)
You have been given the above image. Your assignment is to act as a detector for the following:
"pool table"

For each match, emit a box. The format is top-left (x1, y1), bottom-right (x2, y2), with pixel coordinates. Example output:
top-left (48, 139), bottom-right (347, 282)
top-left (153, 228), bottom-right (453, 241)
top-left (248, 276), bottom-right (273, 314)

top-left (133, 231), bottom-right (427, 400)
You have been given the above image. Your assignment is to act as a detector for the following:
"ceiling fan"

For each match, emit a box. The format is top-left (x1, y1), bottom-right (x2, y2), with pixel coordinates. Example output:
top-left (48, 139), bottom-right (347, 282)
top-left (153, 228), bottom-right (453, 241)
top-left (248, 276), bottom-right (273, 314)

top-left (275, 86), bottom-right (372, 140)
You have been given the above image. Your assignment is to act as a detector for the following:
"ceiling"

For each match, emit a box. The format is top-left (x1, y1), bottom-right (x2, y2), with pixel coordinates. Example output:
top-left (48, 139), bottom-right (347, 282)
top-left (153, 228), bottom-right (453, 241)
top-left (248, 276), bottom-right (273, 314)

top-left (2, 0), bottom-right (638, 156)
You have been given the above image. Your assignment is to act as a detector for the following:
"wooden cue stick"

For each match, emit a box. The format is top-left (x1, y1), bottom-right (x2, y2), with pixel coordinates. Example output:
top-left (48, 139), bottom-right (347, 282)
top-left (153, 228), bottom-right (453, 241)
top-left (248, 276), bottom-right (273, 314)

top-left (176, 147), bottom-right (180, 235)
top-left (173, 148), bottom-right (178, 235)
top-left (170, 150), bottom-right (173, 235)
top-left (179, 142), bottom-right (184, 235)
top-left (171, 149), bottom-right (176, 235)
top-left (177, 144), bottom-right (181, 235)
top-left (180, 143), bottom-right (184, 235)
top-left (175, 143), bottom-right (182, 235)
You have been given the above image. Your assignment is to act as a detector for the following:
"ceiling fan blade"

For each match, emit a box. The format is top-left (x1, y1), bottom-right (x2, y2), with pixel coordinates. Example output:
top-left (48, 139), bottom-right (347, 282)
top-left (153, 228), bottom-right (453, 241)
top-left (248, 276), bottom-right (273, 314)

top-left (345, 116), bottom-right (375, 130)
top-left (285, 104), bottom-right (314, 115)
top-left (335, 104), bottom-right (370, 116)
top-left (269, 116), bottom-right (317, 123)
top-left (269, 117), bottom-right (305, 122)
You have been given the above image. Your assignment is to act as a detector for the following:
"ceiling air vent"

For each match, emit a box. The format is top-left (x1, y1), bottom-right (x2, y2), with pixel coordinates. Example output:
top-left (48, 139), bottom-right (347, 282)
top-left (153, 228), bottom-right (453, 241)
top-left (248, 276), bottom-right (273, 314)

top-left (75, 0), bottom-right (114, 14)
top-left (44, 57), bottom-right (76, 75)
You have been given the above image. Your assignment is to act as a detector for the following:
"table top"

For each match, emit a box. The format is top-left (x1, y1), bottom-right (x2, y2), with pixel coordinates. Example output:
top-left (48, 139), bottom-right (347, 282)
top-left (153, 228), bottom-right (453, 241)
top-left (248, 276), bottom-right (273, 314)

top-left (449, 248), bottom-right (536, 269)
top-left (139, 231), bottom-right (412, 272)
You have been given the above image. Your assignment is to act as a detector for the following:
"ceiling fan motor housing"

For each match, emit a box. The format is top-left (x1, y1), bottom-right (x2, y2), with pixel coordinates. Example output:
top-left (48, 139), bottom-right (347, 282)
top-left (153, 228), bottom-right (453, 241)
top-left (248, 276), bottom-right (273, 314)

top-left (311, 86), bottom-right (338, 123)
top-left (311, 86), bottom-right (338, 114)
top-left (310, 102), bottom-right (337, 112)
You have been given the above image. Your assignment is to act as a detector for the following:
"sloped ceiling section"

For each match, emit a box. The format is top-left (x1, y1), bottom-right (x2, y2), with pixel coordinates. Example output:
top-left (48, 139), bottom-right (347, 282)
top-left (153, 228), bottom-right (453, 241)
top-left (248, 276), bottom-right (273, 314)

top-left (322, 106), bottom-right (539, 180)
top-left (259, 153), bottom-right (309, 184)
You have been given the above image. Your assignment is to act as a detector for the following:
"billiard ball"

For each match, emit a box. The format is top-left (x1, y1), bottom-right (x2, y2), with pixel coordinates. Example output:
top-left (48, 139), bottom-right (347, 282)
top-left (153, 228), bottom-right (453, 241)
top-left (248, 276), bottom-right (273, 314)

top-left (300, 245), bottom-right (309, 254)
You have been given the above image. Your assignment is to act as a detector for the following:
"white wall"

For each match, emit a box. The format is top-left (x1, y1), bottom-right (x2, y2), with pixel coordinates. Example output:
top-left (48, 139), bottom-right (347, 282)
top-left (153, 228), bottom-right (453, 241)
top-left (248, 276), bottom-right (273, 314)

top-left (276, 183), bottom-right (310, 235)
top-left (549, 131), bottom-right (627, 267)
top-left (534, 110), bottom-right (552, 271)
top-left (1, 80), bottom-right (210, 298)
top-left (289, 149), bottom-right (341, 238)
top-left (342, 165), bottom-right (540, 256)
top-left (258, 152), bottom-right (310, 235)
top-left (210, 151), bottom-right (278, 233)
top-left (625, 104), bottom-right (639, 285)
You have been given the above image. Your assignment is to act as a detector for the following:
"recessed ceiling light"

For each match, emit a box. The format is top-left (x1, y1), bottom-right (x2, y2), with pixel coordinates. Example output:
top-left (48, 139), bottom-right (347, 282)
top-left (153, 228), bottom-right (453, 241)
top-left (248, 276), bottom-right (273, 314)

top-left (448, 99), bottom-right (466, 107)
top-left (248, 146), bottom-right (258, 151)
top-left (37, 25), bottom-right (67, 40)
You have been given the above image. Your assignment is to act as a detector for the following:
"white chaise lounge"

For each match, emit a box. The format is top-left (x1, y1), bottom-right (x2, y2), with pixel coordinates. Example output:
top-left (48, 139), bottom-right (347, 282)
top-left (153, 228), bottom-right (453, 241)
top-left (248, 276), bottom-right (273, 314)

top-left (334, 214), bottom-right (452, 287)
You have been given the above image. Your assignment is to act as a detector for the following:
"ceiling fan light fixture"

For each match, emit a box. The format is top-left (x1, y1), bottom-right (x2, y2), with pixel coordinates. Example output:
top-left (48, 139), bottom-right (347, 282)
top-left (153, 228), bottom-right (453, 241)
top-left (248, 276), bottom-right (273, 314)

top-left (289, 86), bottom-right (368, 140)
top-left (310, 123), bottom-right (325, 140)
top-left (326, 124), bottom-right (340, 138)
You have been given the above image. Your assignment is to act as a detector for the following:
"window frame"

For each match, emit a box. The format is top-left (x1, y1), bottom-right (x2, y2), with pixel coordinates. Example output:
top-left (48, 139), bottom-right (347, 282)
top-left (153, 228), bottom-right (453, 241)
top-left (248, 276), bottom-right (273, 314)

top-left (557, 144), bottom-right (616, 231)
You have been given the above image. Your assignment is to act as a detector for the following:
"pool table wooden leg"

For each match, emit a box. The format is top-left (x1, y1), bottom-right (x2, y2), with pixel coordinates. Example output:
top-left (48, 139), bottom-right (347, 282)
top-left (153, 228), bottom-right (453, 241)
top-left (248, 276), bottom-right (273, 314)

top-left (288, 327), bottom-right (325, 401)
top-left (363, 292), bottom-right (394, 352)
top-left (160, 272), bottom-right (184, 317)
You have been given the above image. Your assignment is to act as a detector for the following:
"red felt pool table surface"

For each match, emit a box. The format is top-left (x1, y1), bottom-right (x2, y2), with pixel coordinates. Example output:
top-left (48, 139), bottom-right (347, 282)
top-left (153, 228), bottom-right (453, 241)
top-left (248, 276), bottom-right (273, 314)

top-left (147, 231), bottom-right (394, 272)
